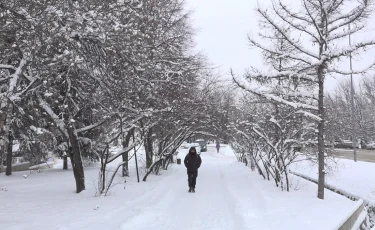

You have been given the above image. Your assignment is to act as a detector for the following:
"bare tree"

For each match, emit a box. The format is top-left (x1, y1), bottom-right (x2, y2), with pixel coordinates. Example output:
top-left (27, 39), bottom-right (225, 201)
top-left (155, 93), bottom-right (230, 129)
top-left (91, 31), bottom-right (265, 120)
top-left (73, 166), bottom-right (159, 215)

top-left (233, 0), bottom-right (375, 199)
top-left (326, 76), bottom-right (375, 144)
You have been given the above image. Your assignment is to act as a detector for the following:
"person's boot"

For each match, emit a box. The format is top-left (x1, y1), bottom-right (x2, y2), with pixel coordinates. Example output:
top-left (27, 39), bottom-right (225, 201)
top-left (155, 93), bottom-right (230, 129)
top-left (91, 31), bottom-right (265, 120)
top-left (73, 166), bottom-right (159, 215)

top-left (192, 187), bottom-right (195, 193)
top-left (188, 187), bottom-right (192, 192)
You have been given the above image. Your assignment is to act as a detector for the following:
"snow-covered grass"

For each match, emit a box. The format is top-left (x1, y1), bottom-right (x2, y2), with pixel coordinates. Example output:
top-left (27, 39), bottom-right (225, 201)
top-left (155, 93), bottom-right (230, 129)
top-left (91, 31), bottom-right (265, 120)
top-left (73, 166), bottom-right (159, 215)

top-left (290, 157), bottom-right (375, 207)
top-left (0, 145), bottom-right (361, 230)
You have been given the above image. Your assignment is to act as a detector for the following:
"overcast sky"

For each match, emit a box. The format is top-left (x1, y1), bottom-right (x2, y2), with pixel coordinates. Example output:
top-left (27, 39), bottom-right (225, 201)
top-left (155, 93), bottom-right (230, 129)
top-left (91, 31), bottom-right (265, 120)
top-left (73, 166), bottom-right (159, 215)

top-left (186, 0), bottom-right (375, 92)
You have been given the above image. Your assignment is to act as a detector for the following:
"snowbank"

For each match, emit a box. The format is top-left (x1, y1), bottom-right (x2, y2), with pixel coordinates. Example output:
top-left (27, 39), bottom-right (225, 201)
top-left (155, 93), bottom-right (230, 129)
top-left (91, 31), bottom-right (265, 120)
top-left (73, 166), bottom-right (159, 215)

top-left (290, 158), bottom-right (375, 207)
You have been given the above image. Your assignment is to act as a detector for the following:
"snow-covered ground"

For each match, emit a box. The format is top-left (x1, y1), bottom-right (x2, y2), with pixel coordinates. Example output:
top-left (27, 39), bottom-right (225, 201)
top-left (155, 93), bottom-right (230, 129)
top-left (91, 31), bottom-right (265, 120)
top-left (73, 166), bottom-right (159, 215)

top-left (0, 145), bottom-right (359, 230)
top-left (291, 157), bottom-right (375, 207)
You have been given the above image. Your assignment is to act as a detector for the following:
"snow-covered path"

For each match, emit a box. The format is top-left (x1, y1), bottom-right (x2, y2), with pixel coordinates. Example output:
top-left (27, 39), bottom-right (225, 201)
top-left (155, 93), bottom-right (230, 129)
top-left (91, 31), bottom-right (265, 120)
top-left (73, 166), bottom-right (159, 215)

top-left (118, 147), bottom-right (357, 230)
top-left (0, 146), bottom-right (359, 230)
top-left (122, 151), bottom-right (246, 230)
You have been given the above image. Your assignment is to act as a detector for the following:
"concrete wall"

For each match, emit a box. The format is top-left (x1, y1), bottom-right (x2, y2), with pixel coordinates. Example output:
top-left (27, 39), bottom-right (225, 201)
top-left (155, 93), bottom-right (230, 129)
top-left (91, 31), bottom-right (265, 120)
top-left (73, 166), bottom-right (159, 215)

top-left (0, 162), bottom-right (30, 173)
top-left (0, 158), bottom-right (56, 173)
top-left (29, 162), bottom-right (54, 170)
top-left (338, 202), bottom-right (365, 230)
top-left (290, 171), bottom-right (368, 230)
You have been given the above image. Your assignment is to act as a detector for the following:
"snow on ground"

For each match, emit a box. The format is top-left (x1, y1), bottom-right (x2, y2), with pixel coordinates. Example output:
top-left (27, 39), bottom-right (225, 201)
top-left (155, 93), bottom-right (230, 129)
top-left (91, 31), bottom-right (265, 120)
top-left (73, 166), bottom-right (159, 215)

top-left (0, 145), bottom-right (359, 230)
top-left (290, 157), bottom-right (375, 207)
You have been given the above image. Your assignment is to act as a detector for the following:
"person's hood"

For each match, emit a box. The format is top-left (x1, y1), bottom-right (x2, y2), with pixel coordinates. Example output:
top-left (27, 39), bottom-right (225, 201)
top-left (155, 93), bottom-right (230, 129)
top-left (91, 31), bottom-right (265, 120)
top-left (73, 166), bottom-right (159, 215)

top-left (188, 147), bottom-right (197, 155)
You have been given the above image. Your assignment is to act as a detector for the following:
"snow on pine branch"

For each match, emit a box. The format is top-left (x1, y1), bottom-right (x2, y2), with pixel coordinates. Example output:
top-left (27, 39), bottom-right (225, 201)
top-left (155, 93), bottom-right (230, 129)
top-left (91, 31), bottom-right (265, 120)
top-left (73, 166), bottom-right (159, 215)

top-left (326, 39), bottom-right (375, 61)
top-left (295, 110), bottom-right (321, 122)
top-left (232, 72), bottom-right (319, 112)
top-left (273, 2), bottom-right (320, 44)
top-left (248, 38), bottom-right (313, 65)
top-left (327, 24), bottom-right (365, 42)
top-left (256, 7), bottom-right (319, 60)
top-left (246, 68), bottom-right (317, 83)
top-left (287, 89), bottom-right (318, 101)
top-left (328, 2), bottom-right (371, 33)
top-left (327, 61), bottom-right (375, 75)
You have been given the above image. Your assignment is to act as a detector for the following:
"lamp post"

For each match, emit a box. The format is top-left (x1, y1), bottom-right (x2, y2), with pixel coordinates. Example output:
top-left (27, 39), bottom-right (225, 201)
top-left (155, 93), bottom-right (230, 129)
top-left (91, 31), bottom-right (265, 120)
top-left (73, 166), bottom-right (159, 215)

top-left (349, 23), bottom-right (357, 162)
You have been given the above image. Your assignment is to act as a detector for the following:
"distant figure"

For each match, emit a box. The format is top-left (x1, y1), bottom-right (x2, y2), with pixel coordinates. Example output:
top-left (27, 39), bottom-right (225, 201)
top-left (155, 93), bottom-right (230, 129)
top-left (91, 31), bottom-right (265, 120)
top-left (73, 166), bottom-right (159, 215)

top-left (184, 147), bottom-right (202, 193)
top-left (216, 141), bottom-right (220, 153)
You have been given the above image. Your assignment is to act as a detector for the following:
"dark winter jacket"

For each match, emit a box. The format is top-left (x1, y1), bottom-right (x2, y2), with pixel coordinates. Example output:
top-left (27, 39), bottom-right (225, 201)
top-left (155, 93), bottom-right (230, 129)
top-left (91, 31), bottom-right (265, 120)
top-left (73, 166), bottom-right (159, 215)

top-left (184, 147), bottom-right (202, 172)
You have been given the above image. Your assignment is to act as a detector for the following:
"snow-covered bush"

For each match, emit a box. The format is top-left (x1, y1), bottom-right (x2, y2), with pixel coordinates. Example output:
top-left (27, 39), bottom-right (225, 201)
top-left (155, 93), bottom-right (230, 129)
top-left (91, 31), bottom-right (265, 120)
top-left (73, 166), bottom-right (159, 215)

top-left (19, 127), bottom-right (56, 166)
top-left (230, 95), bottom-right (314, 192)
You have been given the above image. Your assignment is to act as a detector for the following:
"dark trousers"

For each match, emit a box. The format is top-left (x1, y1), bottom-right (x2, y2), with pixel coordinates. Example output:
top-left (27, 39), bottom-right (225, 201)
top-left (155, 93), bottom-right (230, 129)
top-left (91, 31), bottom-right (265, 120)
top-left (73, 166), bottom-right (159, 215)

top-left (187, 171), bottom-right (198, 188)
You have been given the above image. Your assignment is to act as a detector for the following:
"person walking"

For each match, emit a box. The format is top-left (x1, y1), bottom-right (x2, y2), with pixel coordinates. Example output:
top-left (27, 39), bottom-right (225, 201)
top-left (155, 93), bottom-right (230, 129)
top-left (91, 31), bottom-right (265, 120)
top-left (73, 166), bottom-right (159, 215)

top-left (184, 147), bottom-right (202, 193)
top-left (216, 141), bottom-right (220, 153)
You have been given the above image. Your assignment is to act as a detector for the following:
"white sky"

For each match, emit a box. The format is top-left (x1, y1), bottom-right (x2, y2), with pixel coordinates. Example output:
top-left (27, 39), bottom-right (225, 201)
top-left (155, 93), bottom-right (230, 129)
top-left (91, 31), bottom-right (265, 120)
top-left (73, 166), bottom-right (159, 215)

top-left (186, 0), bottom-right (375, 92)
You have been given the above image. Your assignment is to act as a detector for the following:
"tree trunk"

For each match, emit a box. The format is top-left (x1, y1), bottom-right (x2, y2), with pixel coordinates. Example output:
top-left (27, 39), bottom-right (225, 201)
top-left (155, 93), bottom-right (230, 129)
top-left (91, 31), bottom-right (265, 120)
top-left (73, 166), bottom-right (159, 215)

top-left (143, 158), bottom-right (163, 181)
top-left (100, 148), bottom-right (109, 194)
top-left (0, 152), bottom-right (3, 173)
top-left (1, 100), bottom-right (14, 176)
top-left (67, 126), bottom-right (85, 193)
top-left (0, 112), bottom-right (5, 132)
top-left (63, 155), bottom-right (68, 170)
top-left (170, 151), bottom-right (174, 164)
top-left (165, 153), bottom-right (174, 170)
top-left (2, 62), bottom-right (19, 175)
top-left (0, 113), bottom-right (5, 164)
top-left (5, 132), bottom-right (13, 176)
top-left (280, 155), bottom-right (290, 192)
top-left (145, 128), bottom-right (153, 168)
top-left (317, 65), bottom-right (325, 200)
top-left (122, 129), bottom-right (133, 177)
top-left (250, 153), bottom-right (255, 171)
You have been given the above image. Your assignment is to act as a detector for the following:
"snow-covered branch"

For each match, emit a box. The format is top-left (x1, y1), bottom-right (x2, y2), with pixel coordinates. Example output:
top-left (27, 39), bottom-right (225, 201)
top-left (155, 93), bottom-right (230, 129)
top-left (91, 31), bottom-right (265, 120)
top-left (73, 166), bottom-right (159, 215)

top-left (106, 141), bottom-right (141, 164)
top-left (76, 114), bottom-right (117, 133)
top-left (8, 59), bottom-right (27, 93)
top-left (327, 40), bottom-right (375, 60)
top-left (232, 73), bottom-right (318, 111)
top-left (328, 2), bottom-right (371, 33)
top-left (295, 110), bottom-right (321, 122)
top-left (249, 38), bottom-right (313, 65)
top-left (274, 1), bottom-right (320, 43)
top-left (327, 61), bottom-right (375, 75)
top-left (327, 24), bottom-right (365, 42)
top-left (0, 64), bottom-right (16, 71)
top-left (37, 94), bottom-right (68, 138)
top-left (256, 7), bottom-right (319, 59)
top-left (0, 76), bottom-right (12, 83)
top-left (8, 78), bottom-right (38, 102)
